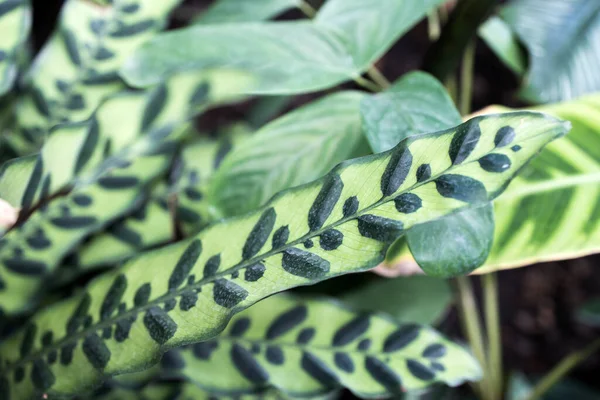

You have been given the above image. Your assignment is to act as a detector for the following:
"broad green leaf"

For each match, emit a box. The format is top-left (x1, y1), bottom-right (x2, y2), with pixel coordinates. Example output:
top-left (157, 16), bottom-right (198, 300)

top-left (97, 383), bottom-right (290, 400)
top-left (194, 0), bottom-right (300, 24)
top-left (577, 297), bottom-right (600, 327)
top-left (122, 0), bottom-right (443, 92)
top-left (0, 112), bottom-right (567, 398)
top-left (10, 0), bottom-right (182, 152)
top-left (360, 71), bottom-right (461, 154)
top-left (502, 0), bottom-right (600, 103)
top-left (407, 205), bottom-right (495, 277)
top-left (478, 16), bottom-right (526, 76)
top-left (340, 276), bottom-right (452, 325)
top-left (474, 96), bottom-right (600, 273)
top-left (0, 0), bottom-right (31, 96)
top-left (164, 294), bottom-right (480, 397)
top-left (0, 70), bottom-right (255, 315)
top-left (314, 0), bottom-right (444, 69)
top-left (361, 72), bottom-right (495, 278)
top-left (208, 91), bottom-right (368, 216)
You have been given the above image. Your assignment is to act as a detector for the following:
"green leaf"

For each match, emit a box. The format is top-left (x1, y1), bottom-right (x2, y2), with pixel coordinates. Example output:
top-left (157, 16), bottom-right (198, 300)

top-left (314, 0), bottom-right (445, 69)
top-left (121, 0), bottom-right (444, 92)
top-left (0, 70), bottom-right (255, 314)
top-left (478, 16), bottom-right (527, 76)
top-left (208, 91), bottom-right (368, 216)
top-left (577, 297), bottom-right (600, 327)
top-left (360, 71), bottom-right (461, 154)
top-left (165, 294), bottom-right (480, 397)
top-left (340, 276), bottom-right (452, 325)
top-left (408, 204), bottom-right (495, 278)
top-left (475, 96), bottom-right (600, 273)
top-left (193, 0), bottom-right (300, 24)
top-left (0, 112), bottom-right (567, 398)
top-left (361, 72), bottom-right (494, 277)
top-left (0, 0), bottom-right (31, 96)
top-left (10, 0), bottom-right (182, 152)
top-left (502, 0), bottom-right (600, 103)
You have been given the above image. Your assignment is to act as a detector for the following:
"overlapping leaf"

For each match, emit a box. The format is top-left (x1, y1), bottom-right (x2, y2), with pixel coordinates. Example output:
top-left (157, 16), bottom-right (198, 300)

top-left (208, 91), bottom-right (368, 217)
top-left (0, 0), bottom-right (31, 96)
top-left (10, 0), bottom-right (182, 152)
top-left (0, 112), bottom-right (567, 398)
top-left (502, 0), bottom-right (600, 103)
top-left (0, 70), bottom-right (255, 314)
top-left (193, 0), bottom-right (300, 24)
top-left (163, 295), bottom-right (480, 397)
top-left (121, 0), bottom-right (444, 93)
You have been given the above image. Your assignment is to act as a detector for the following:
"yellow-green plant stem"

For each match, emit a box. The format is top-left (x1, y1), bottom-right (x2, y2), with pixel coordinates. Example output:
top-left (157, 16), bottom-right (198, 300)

top-left (456, 276), bottom-right (489, 399)
top-left (460, 40), bottom-right (476, 115)
top-left (428, 10), bottom-right (441, 41)
top-left (483, 273), bottom-right (502, 399)
top-left (525, 337), bottom-right (600, 400)
top-left (298, 0), bottom-right (388, 93)
top-left (298, 0), bottom-right (317, 18)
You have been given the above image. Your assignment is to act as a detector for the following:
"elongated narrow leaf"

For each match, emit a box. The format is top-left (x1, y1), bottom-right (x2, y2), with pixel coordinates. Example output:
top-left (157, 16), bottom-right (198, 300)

top-left (0, 70), bottom-right (253, 211)
top-left (11, 0), bottom-right (182, 152)
top-left (341, 276), bottom-right (452, 326)
top-left (208, 91), bottom-right (368, 217)
top-left (474, 96), bottom-right (600, 273)
top-left (194, 0), bottom-right (300, 24)
top-left (502, 0), bottom-right (600, 103)
top-left (361, 72), bottom-right (495, 277)
top-left (164, 294), bottom-right (480, 396)
top-left (0, 0), bottom-right (31, 96)
top-left (0, 112), bottom-right (567, 398)
top-left (122, 0), bottom-right (442, 92)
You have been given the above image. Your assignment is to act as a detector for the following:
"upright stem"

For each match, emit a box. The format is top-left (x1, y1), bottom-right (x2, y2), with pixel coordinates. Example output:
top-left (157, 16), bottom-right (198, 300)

top-left (367, 66), bottom-right (391, 90)
top-left (428, 10), bottom-right (441, 41)
top-left (525, 338), bottom-right (600, 400)
top-left (460, 40), bottom-right (476, 115)
top-left (456, 276), bottom-right (489, 399)
top-left (483, 273), bottom-right (502, 399)
top-left (298, 0), bottom-right (317, 18)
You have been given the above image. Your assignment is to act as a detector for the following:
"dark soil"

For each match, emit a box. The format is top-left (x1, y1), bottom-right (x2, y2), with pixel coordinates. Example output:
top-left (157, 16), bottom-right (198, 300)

top-left (29, 0), bottom-right (600, 395)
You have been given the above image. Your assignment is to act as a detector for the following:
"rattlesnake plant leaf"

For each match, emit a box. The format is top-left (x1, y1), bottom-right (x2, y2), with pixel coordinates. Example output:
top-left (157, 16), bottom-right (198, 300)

top-left (62, 127), bottom-right (250, 278)
top-left (502, 0), bottom-right (600, 103)
top-left (0, 70), bottom-right (253, 211)
top-left (163, 294), bottom-right (479, 396)
top-left (193, 0), bottom-right (301, 24)
top-left (10, 0), bottom-right (182, 152)
top-left (121, 0), bottom-right (444, 92)
top-left (0, 0), bottom-right (31, 96)
top-left (361, 72), bottom-right (495, 277)
top-left (474, 95), bottom-right (600, 273)
top-left (208, 91), bottom-right (369, 217)
top-left (0, 112), bottom-right (567, 398)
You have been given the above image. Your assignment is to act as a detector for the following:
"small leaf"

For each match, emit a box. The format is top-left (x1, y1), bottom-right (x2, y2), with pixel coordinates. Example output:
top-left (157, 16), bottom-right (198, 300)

top-left (478, 16), bottom-right (527, 76)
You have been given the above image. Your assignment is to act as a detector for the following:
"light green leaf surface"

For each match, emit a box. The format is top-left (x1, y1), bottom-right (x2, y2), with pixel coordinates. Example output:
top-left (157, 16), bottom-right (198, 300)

top-left (208, 91), bottom-right (368, 217)
top-left (11, 0), bottom-right (182, 152)
top-left (361, 71), bottom-right (461, 154)
top-left (164, 294), bottom-right (480, 397)
top-left (474, 95), bottom-right (600, 273)
top-left (194, 0), bottom-right (300, 24)
top-left (478, 16), bottom-right (526, 76)
top-left (340, 276), bottom-right (452, 325)
top-left (0, 112), bottom-right (567, 398)
top-left (0, 0), bottom-right (31, 96)
top-left (121, 0), bottom-right (444, 92)
top-left (0, 70), bottom-right (255, 315)
top-left (502, 0), bottom-right (600, 103)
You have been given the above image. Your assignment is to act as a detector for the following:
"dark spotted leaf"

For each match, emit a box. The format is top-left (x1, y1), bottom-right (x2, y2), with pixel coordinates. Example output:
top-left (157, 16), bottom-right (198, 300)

top-left (208, 91), bottom-right (369, 216)
top-left (0, 112), bottom-right (567, 398)
top-left (9, 0), bottom-right (182, 152)
top-left (121, 0), bottom-right (445, 92)
top-left (0, 0), bottom-right (31, 96)
top-left (165, 295), bottom-right (480, 397)
top-left (502, 0), bottom-right (600, 103)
